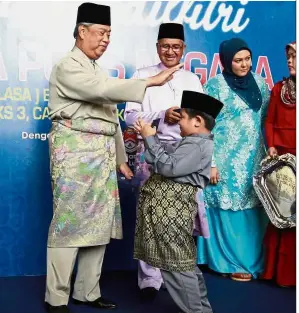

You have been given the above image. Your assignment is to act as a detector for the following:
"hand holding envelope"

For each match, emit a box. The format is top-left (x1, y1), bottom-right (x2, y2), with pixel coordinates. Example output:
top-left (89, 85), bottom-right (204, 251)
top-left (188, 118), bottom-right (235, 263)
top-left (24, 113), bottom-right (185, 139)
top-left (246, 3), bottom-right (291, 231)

top-left (133, 118), bottom-right (157, 138)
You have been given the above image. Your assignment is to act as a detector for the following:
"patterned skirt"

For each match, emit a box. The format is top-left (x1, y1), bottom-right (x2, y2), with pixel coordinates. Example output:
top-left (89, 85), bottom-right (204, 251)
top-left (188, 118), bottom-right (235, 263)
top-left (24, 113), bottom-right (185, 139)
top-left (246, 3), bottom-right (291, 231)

top-left (134, 174), bottom-right (198, 272)
top-left (47, 119), bottom-right (122, 248)
top-left (135, 141), bottom-right (210, 238)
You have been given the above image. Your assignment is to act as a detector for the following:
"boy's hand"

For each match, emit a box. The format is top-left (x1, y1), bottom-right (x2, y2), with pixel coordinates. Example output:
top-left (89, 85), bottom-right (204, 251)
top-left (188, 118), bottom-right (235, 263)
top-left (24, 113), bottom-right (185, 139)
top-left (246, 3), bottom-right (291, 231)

top-left (134, 119), bottom-right (157, 138)
top-left (210, 167), bottom-right (220, 184)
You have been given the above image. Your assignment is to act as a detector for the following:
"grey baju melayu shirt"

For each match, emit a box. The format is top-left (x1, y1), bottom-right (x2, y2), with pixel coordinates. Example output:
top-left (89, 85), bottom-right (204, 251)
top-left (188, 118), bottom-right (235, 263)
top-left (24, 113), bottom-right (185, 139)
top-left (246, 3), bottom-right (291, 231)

top-left (143, 133), bottom-right (214, 189)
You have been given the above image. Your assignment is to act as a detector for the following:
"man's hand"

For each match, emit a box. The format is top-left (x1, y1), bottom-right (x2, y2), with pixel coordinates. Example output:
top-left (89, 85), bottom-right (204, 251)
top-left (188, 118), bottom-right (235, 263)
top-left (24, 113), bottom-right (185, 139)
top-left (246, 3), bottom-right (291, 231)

top-left (165, 106), bottom-right (181, 125)
top-left (210, 167), bottom-right (220, 185)
top-left (118, 163), bottom-right (133, 180)
top-left (146, 63), bottom-right (183, 87)
top-left (134, 119), bottom-right (156, 138)
top-left (268, 147), bottom-right (278, 157)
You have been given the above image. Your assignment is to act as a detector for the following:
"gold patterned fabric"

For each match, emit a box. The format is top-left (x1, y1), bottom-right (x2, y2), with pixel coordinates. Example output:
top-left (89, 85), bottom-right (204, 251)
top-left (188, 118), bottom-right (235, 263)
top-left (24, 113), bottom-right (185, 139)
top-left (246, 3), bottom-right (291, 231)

top-left (134, 174), bottom-right (198, 272)
top-left (47, 119), bottom-right (122, 247)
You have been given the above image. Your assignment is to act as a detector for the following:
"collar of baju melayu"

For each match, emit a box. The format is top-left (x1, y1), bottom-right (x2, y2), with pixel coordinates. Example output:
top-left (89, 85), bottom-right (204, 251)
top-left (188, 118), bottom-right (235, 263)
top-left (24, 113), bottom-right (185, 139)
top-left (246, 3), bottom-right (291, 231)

top-left (158, 62), bottom-right (183, 73)
top-left (72, 46), bottom-right (96, 67)
top-left (90, 59), bottom-right (96, 68)
top-left (187, 133), bottom-right (214, 140)
top-left (158, 62), bottom-right (183, 93)
top-left (158, 62), bottom-right (168, 71)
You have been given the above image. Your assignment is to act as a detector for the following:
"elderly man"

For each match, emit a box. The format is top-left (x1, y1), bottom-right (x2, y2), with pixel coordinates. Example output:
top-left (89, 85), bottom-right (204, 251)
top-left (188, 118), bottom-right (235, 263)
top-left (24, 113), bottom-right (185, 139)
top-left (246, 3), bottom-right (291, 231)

top-left (45, 3), bottom-right (181, 313)
top-left (125, 23), bottom-right (203, 302)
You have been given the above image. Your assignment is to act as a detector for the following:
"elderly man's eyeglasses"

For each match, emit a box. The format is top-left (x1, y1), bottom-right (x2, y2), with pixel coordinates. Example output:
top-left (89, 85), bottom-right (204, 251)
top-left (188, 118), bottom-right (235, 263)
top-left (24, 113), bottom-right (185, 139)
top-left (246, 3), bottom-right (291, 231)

top-left (158, 44), bottom-right (184, 53)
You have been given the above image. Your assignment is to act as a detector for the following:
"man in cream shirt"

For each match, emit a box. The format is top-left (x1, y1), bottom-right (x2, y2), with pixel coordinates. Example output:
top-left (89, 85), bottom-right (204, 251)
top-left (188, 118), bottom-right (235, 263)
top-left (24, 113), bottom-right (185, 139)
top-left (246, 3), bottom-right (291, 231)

top-left (125, 23), bottom-right (203, 302)
top-left (45, 4), bottom-right (182, 313)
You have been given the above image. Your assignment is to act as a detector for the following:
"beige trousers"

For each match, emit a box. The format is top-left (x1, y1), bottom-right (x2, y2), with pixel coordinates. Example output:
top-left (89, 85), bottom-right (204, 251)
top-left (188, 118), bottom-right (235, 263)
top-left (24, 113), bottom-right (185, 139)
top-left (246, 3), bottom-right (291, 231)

top-left (45, 245), bottom-right (106, 306)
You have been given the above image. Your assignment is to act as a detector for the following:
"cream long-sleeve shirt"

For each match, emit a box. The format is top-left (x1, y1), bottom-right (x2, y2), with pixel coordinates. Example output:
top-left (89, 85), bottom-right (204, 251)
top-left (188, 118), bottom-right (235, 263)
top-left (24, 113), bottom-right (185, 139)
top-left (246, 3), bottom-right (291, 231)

top-left (48, 46), bottom-right (147, 165)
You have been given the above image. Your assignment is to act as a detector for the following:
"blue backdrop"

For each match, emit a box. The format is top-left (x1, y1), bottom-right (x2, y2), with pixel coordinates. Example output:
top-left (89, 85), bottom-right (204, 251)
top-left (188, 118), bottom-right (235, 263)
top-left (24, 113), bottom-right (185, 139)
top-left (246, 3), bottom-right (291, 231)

top-left (0, 1), bottom-right (296, 276)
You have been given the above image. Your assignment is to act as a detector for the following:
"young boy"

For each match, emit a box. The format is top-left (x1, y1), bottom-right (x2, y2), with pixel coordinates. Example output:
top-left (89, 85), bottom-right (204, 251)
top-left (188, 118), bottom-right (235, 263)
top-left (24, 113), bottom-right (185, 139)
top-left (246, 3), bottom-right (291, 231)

top-left (133, 90), bottom-right (223, 313)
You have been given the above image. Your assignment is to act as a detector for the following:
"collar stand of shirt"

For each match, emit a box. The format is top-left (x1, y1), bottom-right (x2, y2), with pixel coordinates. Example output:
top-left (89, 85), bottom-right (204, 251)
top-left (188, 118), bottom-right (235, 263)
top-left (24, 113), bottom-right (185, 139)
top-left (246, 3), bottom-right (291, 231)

top-left (158, 62), bottom-right (183, 73)
top-left (158, 62), bottom-right (182, 106)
